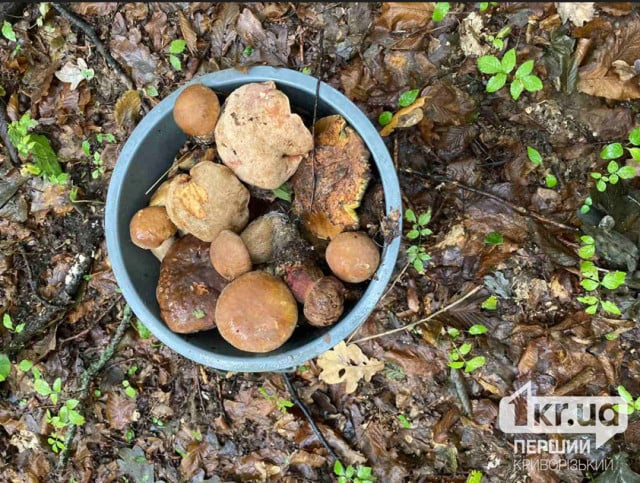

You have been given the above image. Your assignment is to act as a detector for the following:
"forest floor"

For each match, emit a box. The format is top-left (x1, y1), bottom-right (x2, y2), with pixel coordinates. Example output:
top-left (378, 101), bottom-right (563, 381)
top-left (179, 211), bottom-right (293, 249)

top-left (2, 2), bottom-right (640, 482)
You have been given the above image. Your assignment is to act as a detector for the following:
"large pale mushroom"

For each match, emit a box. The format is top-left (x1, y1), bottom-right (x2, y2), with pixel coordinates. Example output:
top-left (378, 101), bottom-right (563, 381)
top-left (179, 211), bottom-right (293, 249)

top-left (165, 161), bottom-right (250, 242)
top-left (214, 81), bottom-right (314, 190)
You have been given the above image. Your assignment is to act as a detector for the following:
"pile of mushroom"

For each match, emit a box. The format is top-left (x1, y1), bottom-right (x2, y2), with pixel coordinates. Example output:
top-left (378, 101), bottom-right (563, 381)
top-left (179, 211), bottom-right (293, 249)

top-left (129, 81), bottom-right (382, 353)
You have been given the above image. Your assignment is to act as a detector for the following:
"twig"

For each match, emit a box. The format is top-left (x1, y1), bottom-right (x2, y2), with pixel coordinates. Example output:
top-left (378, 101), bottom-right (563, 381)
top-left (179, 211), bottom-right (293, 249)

top-left (281, 373), bottom-right (340, 462)
top-left (57, 304), bottom-right (132, 471)
top-left (51, 3), bottom-right (134, 90)
top-left (403, 168), bottom-right (579, 233)
top-left (352, 286), bottom-right (483, 344)
top-left (0, 103), bottom-right (19, 166)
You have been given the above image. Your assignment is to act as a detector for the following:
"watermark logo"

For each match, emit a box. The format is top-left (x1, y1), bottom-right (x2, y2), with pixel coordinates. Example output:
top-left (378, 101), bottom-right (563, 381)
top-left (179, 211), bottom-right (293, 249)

top-left (499, 382), bottom-right (628, 450)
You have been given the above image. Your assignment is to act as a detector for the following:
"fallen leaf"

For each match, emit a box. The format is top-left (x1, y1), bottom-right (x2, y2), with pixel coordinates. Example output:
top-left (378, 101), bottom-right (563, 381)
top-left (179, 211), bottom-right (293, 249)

top-left (557, 2), bottom-right (595, 27)
top-left (317, 341), bottom-right (384, 393)
top-left (178, 11), bottom-right (198, 55)
top-left (117, 446), bottom-right (154, 483)
top-left (55, 58), bottom-right (93, 91)
top-left (374, 2), bottom-right (434, 31)
top-left (380, 96), bottom-right (427, 136)
top-left (72, 2), bottom-right (118, 16)
top-left (106, 392), bottom-right (139, 430)
top-left (110, 36), bottom-right (158, 86)
top-left (114, 90), bottom-right (141, 128)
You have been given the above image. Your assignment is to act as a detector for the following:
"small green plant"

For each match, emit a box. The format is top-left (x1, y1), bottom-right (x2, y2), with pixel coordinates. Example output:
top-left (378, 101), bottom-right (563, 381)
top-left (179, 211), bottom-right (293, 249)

top-left (577, 261), bottom-right (625, 315)
top-left (446, 325), bottom-right (487, 373)
top-left (48, 432), bottom-right (66, 453)
top-left (378, 89), bottom-right (420, 126)
top-left (122, 380), bottom-right (137, 399)
top-left (125, 428), bottom-right (135, 442)
top-left (479, 2), bottom-right (498, 12)
top-left (614, 386), bottom-right (640, 415)
top-left (273, 183), bottom-right (292, 202)
top-left (527, 146), bottom-right (558, 188)
top-left (397, 414), bottom-right (411, 429)
top-left (152, 416), bottom-right (164, 427)
top-left (82, 133), bottom-right (116, 179)
top-left (578, 235), bottom-right (595, 260)
top-left (333, 461), bottom-right (375, 483)
top-left (192, 309), bottom-right (205, 319)
top-left (132, 318), bottom-right (151, 339)
top-left (168, 39), bottom-right (187, 71)
top-left (467, 470), bottom-right (484, 483)
top-left (243, 45), bottom-right (254, 57)
top-left (46, 399), bottom-right (85, 430)
top-left (481, 295), bottom-right (498, 310)
top-left (432, 2), bottom-right (450, 22)
top-left (3, 313), bottom-right (25, 334)
top-left (2, 20), bottom-right (16, 42)
top-left (477, 48), bottom-right (543, 100)
top-left (404, 208), bottom-right (433, 273)
top-left (258, 387), bottom-right (294, 414)
top-left (484, 25), bottom-right (510, 51)
top-left (590, 161), bottom-right (635, 192)
top-left (8, 113), bottom-right (68, 184)
top-left (484, 232), bottom-right (503, 245)
top-left (0, 354), bottom-right (10, 382)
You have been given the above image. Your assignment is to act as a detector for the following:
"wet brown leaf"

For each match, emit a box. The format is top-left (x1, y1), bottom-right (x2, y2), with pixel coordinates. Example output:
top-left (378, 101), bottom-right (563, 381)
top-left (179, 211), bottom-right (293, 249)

top-left (380, 97), bottom-right (427, 137)
top-left (375, 3), bottom-right (434, 31)
top-left (178, 11), bottom-right (198, 55)
top-left (317, 341), bottom-right (384, 393)
top-left (110, 36), bottom-right (158, 86)
top-left (114, 90), bottom-right (141, 128)
top-left (71, 3), bottom-right (118, 16)
top-left (106, 393), bottom-right (138, 430)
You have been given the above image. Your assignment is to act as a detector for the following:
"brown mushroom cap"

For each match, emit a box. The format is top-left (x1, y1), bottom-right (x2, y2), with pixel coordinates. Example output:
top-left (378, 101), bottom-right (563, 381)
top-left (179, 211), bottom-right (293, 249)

top-left (165, 161), bottom-right (250, 242)
top-left (157, 235), bottom-right (227, 334)
top-left (215, 271), bottom-right (298, 353)
top-left (214, 81), bottom-right (313, 189)
top-left (304, 276), bottom-right (345, 327)
top-left (129, 206), bottom-right (177, 249)
top-left (173, 84), bottom-right (221, 138)
top-left (210, 230), bottom-right (252, 281)
top-left (325, 231), bottom-right (380, 283)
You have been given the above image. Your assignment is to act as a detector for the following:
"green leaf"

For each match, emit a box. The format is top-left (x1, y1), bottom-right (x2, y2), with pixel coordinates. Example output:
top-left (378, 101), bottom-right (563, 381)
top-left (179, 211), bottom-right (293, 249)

top-left (345, 465), bottom-right (355, 478)
top-left (629, 127), bottom-right (640, 146)
top-left (448, 361), bottom-right (465, 369)
top-left (169, 54), bottom-right (181, 71)
top-left (18, 360), bottom-right (33, 372)
top-left (69, 410), bottom-right (85, 426)
top-left (608, 161), bottom-right (620, 174)
top-left (481, 295), bottom-right (497, 310)
top-left (357, 466), bottom-right (373, 479)
top-left (458, 342), bottom-right (472, 355)
top-left (601, 271), bottom-right (626, 290)
top-left (53, 377), bottom-right (62, 393)
top-left (334, 460), bottom-right (345, 476)
top-left (0, 354), bottom-right (10, 382)
top-left (405, 209), bottom-right (416, 223)
top-left (581, 235), bottom-right (594, 245)
top-left (527, 146), bottom-right (542, 165)
top-left (2, 21), bottom-right (16, 43)
top-left (421, 228), bottom-right (432, 236)
top-left (144, 85), bottom-right (159, 97)
top-left (635, 398), bottom-right (640, 411)
top-left (591, 172), bottom-right (602, 179)
top-left (580, 261), bottom-right (598, 279)
top-left (545, 174), bottom-right (558, 188)
top-left (413, 258), bottom-right (424, 273)
top-left (510, 79), bottom-right (524, 100)
top-left (614, 403), bottom-right (634, 415)
top-left (82, 140), bottom-right (91, 156)
top-left (467, 470), bottom-right (484, 483)
top-left (618, 385), bottom-right (634, 403)
top-left (169, 39), bottom-right (187, 54)
top-left (577, 295), bottom-right (598, 305)
top-left (601, 300), bottom-right (622, 315)
top-left (3, 313), bottom-right (12, 330)
top-left (398, 89), bottom-right (420, 107)
top-left (477, 55), bottom-right (502, 74)
top-left (66, 399), bottom-right (80, 409)
top-left (580, 279), bottom-right (600, 291)
top-left (479, 3), bottom-right (489, 12)
top-left (515, 60), bottom-right (534, 78)
top-left (449, 350), bottom-right (460, 361)
top-left (605, 332), bottom-right (619, 341)
top-left (464, 356), bottom-right (486, 373)
top-left (484, 231), bottom-right (503, 245)
top-left (469, 324), bottom-right (488, 335)
top-left (273, 184), bottom-right (292, 202)
top-left (242, 46), bottom-right (254, 56)
top-left (628, 147), bottom-right (640, 161)
top-left (596, 180), bottom-right (607, 192)
top-left (618, 166), bottom-right (636, 179)
top-left (501, 48), bottom-right (516, 73)
top-left (34, 378), bottom-right (52, 396)
top-left (585, 303), bottom-right (598, 315)
top-left (521, 75), bottom-right (543, 92)
top-left (418, 210), bottom-right (431, 226)
top-left (125, 386), bottom-right (137, 398)
top-left (447, 327), bottom-right (460, 338)
top-left (601, 143), bottom-right (624, 160)
top-left (378, 111), bottom-right (393, 126)
top-left (486, 73), bottom-right (507, 93)
top-left (580, 204), bottom-right (591, 214)
top-left (432, 2), bottom-right (450, 21)
top-left (407, 229), bottom-right (420, 240)
top-left (578, 244), bottom-right (595, 260)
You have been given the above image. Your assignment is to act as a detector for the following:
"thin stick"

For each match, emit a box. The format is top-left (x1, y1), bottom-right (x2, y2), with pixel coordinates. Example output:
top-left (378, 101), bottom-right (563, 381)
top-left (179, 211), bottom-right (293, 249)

top-left (403, 169), bottom-right (579, 233)
top-left (281, 373), bottom-right (340, 462)
top-left (352, 286), bottom-right (483, 344)
top-left (57, 304), bottom-right (132, 471)
top-left (52, 3), bottom-right (134, 90)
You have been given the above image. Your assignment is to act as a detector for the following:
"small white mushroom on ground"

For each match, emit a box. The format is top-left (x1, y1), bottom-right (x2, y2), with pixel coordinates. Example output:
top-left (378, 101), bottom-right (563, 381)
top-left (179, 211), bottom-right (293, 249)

top-left (165, 161), bottom-right (250, 242)
top-left (214, 81), bottom-right (314, 190)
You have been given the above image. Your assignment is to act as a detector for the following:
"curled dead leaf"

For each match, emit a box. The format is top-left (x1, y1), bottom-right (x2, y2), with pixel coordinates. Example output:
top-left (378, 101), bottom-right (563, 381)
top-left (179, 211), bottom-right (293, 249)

top-left (379, 96), bottom-right (427, 137)
top-left (317, 341), bottom-right (384, 393)
top-left (114, 90), bottom-right (141, 128)
top-left (178, 11), bottom-right (198, 55)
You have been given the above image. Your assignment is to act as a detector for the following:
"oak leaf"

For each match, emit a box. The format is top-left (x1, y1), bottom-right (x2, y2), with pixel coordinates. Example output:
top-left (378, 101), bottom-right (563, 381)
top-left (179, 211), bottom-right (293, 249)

top-left (317, 341), bottom-right (384, 393)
